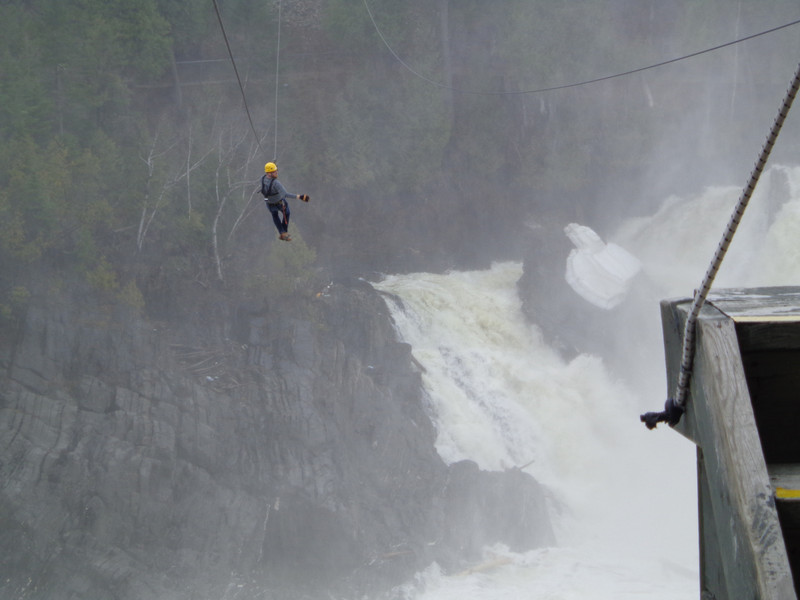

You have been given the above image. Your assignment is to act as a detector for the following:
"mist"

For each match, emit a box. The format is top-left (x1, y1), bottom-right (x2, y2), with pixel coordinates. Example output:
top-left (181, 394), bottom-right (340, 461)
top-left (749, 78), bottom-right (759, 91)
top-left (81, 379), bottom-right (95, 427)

top-left (2, 1), bottom-right (800, 599)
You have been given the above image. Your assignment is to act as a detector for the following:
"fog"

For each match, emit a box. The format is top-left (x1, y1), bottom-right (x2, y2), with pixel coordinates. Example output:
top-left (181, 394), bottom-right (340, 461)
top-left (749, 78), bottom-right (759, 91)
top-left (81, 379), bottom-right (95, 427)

top-left (3, 1), bottom-right (800, 598)
top-left (165, 1), bottom-right (800, 272)
top-left (359, 5), bottom-right (800, 596)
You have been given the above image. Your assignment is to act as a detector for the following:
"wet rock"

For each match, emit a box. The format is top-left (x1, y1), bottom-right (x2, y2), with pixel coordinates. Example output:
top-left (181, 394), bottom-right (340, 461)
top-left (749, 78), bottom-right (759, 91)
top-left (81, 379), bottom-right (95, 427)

top-left (439, 460), bottom-right (555, 570)
top-left (0, 279), bottom-right (554, 599)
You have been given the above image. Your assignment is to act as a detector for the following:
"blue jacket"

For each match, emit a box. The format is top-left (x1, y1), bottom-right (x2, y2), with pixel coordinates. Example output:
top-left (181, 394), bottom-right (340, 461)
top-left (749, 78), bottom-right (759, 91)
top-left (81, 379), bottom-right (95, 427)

top-left (261, 174), bottom-right (298, 208)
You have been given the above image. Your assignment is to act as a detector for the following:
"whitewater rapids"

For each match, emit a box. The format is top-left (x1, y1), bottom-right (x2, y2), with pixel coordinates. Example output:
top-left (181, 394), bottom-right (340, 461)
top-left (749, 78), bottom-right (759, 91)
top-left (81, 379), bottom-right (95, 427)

top-left (373, 165), bottom-right (800, 599)
top-left (376, 263), bottom-right (698, 600)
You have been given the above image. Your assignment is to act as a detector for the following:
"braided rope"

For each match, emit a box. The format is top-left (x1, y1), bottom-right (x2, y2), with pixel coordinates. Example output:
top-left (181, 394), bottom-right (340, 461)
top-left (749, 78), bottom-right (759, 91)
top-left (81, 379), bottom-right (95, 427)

top-left (674, 61), bottom-right (800, 409)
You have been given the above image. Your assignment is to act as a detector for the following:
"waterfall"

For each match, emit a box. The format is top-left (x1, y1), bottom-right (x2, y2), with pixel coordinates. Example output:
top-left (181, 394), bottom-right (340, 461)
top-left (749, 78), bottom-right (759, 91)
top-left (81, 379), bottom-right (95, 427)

top-left (374, 165), bottom-right (800, 599)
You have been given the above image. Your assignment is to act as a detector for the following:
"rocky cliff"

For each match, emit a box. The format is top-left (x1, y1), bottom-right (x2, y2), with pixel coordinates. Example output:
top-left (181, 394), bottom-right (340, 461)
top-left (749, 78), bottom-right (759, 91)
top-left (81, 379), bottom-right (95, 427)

top-left (0, 275), bottom-right (554, 599)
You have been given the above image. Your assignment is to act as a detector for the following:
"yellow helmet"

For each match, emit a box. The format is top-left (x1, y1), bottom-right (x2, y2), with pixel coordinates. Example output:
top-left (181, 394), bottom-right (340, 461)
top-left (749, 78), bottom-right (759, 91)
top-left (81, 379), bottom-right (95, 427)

top-left (264, 162), bottom-right (277, 173)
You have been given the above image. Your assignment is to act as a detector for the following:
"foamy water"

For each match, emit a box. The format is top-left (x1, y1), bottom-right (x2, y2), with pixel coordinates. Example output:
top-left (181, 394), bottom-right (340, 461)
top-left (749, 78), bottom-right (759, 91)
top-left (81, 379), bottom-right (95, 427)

top-left (376, 264), bottom-right (698, 599)
top-left (374, 165), bottom-right (800, 599)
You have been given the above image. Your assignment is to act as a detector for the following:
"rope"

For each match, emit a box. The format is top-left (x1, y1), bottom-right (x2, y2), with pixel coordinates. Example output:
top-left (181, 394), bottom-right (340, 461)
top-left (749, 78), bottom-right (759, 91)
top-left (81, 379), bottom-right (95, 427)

top-left (362, 0), bottom-right (800, 97)
top-left (641, 60), bottom-right (800, 430)
top-left (212, 0), bottom-right (262, 151)
top-left (273, 0), bottom-right (282, 160)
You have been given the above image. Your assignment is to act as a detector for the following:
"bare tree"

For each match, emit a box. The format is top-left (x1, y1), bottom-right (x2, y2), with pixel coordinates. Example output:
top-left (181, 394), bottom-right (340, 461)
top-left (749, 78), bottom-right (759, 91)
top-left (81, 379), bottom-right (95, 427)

top-left (227, 139), bottom-right (263, 243)
top-left (137, 125), bottom-right (180, 252)
top-left (136, 119), bottom-right (213, 252)
top-left (211, 127), bottom-right (252, 282)
top-left (183, 121), bottom-right (214, 215)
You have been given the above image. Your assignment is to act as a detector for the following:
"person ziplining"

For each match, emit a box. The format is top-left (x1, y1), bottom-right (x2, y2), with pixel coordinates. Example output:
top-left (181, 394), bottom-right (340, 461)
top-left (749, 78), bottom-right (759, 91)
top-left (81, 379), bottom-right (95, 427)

top-left (215, 3), bottom-right (314, 243)
top-left (261, 162), bottom-right (309, 242)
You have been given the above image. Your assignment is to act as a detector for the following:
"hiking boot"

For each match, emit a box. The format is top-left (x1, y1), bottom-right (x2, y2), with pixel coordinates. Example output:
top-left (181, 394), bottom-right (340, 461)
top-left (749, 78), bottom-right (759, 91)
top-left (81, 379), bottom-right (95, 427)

top-left (279, 233), bottom-right (292, 241)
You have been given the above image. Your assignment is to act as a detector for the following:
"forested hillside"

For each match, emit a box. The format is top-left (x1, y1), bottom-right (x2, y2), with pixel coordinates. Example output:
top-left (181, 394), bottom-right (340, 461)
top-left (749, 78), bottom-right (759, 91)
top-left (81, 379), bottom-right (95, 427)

top-left (1, 0), bottom-right (799, 325)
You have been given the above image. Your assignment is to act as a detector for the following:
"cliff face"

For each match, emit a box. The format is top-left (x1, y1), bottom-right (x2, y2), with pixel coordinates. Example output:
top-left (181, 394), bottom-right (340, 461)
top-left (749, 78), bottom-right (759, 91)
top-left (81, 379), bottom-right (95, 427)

top-left (0, 277), bottom-right (553, 599)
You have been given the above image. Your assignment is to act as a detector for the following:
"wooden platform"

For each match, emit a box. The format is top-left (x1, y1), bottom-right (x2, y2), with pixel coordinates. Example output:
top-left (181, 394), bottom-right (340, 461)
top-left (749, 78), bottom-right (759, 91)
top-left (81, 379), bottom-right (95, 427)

top-left (661, 287), bottom-right (800, 599)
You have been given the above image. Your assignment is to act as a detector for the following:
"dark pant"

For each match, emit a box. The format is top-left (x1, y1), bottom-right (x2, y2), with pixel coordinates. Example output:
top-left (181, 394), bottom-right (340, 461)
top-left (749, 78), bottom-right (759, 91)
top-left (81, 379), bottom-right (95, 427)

top-left (268, 201), bottom-right (290, 234)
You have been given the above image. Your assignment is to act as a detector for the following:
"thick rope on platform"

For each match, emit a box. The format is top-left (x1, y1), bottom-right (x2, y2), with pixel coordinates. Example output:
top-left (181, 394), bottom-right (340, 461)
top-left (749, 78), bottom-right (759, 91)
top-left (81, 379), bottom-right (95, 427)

top-left (642, 60), bottom-right (800, 430)
top-left (641, 398), bottom-right (685, 430)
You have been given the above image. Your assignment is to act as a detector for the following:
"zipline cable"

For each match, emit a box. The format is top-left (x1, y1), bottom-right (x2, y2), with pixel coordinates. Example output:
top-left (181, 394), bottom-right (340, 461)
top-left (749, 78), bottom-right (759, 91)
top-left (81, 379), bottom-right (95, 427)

top-left (641, 60), bottom-right (800, 430)
top-left (273, 0), bottom-right (282, 160)
top-left (362, 0), bottom-right (800, 97)
top-left (212, 0), bottom-right (269, 153)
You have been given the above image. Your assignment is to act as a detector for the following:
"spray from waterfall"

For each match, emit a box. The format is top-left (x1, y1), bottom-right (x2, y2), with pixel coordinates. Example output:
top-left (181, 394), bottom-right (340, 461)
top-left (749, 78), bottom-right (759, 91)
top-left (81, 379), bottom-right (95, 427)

top-left (374, 165), bottom-right (800, 599)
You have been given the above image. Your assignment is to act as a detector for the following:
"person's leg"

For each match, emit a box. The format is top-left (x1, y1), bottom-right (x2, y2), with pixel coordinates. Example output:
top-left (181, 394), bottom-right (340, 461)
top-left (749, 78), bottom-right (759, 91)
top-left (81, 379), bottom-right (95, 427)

top-left (282, 201), bottom-right (291, 230)
top-left (269, 206), bottom-right (284, 233)
top-left (279, 202), bottom-right (292, 240)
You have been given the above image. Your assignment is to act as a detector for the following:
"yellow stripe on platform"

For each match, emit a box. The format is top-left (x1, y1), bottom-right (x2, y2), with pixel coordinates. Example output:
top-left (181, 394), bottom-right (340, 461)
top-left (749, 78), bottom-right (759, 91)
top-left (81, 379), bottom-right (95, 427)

top-left (732, 315), bottom-right (800, 323)
top-left (776, 487), bottom-right (800, 499)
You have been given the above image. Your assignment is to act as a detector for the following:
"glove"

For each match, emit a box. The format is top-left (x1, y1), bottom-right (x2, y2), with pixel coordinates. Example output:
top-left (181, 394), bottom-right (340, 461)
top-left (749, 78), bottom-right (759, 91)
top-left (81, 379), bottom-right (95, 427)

top-left (299, 194), bottom-right (310, 202)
